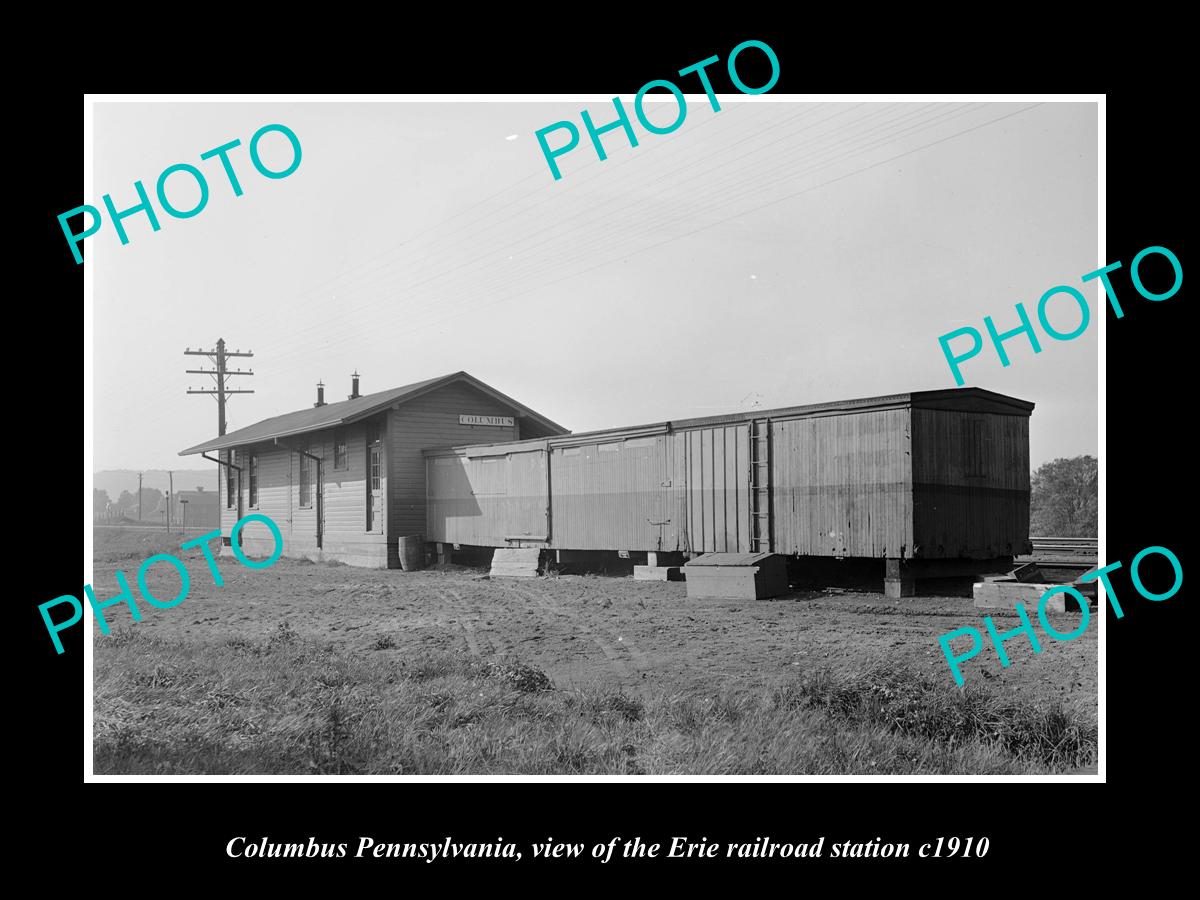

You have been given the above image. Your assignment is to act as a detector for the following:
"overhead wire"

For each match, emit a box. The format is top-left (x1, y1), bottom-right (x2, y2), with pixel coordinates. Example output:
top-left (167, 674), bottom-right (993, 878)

top-left (309, 103), bottom-right (1047, 348)
top-left (229, 101), bottom-right (783, 336)
top-left (259, 103), bottom-right (881, 357)
top-left (262, 103), bottom-right (977, 362)
top-left (109, 102), bottom-right (1042, 425)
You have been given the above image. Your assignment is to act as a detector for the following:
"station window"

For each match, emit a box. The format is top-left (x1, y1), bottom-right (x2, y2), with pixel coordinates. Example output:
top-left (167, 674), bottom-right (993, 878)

top-left (248, 453), bottom-right (259, 507)
top-left (334, 428), bottom-right (348, 470)
top-left (226, 449), bottom-right (236, 508)
top-left (299, 447), bottom-right (312, 508)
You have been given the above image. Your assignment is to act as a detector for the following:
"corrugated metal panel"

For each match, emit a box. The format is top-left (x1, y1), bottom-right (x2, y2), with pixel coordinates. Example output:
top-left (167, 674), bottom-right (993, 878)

top-left (771, 409), bottom-right (913, 558)
top-left (426, 448), bottom-right (548, 545)
top-left (550, 435), bottom-right (675, 551)
top-left (911, 408), bottom-right (1030, 558)
top-left (676, 424), bottom-right (750, 554)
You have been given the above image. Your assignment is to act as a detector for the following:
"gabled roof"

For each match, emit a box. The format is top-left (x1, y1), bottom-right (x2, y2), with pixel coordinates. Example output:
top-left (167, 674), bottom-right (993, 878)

top-left (179, 371), bottom-right (568, 456)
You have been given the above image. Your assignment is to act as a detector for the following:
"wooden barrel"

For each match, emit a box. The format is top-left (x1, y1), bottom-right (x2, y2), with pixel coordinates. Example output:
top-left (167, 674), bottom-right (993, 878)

top-left (398, 535), bottom-right (425, 571)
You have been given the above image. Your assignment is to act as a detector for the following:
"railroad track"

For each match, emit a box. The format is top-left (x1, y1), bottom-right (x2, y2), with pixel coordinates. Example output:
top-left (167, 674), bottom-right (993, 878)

top-left (1029, 536), bottom-right (1097, 556)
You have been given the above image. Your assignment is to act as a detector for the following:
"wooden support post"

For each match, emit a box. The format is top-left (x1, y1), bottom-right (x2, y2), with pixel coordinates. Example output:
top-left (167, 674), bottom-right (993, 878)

top-left (437, 542), bottom-right (448, 566)
top-left (884, 557), bottom-right (916, 598)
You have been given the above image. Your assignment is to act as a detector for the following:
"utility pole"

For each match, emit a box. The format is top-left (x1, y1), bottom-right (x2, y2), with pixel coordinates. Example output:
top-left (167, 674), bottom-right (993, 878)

top-left (185, 337), bottom-right (255, 436)
top-left (137, 472), bottom-right (143, 521)
top-left (167, 470), bottom-right (174, 533)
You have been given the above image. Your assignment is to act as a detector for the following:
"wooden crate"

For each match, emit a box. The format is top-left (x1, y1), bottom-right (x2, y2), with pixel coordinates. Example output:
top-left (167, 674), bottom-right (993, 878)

top-left (684, 552), bottom-right (788, 600)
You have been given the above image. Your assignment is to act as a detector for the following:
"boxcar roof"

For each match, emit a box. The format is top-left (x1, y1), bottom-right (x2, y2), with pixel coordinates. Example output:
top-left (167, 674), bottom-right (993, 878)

top-left (423, 387), bottom-right (1034, 456)
top-left (179, 371), bottom-right (568, 456)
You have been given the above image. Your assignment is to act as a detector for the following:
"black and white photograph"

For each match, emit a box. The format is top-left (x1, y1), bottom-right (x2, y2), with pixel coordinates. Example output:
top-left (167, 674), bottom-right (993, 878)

top-left (81, 94), bottom-right (1101, 779)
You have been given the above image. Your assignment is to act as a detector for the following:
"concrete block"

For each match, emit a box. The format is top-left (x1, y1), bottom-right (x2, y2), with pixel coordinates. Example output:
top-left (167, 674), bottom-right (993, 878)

top-left (884, 577), bottom-right (916, 599)
top-left (973, 580), bottom-right (1067, 613)
top-left (634, 565), bottom-right (683, 582)
top-left (490, 547), bottom-right (541, 578)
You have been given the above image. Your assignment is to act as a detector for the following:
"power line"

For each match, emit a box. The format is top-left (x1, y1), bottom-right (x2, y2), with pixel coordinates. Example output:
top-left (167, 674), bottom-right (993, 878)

top-left (338, 103), bottom-right (1047, 344)
top-left (227, 103), bottom-right (781, 339)
top-left (287, 103), bottom-right (778, 303)
top-left (399, 102), bottom-right (983, 321)
top-left (279, 105), bottom-right (820, 317)
top-left (263, 103), bottom-right (983, 363)
top-left (259, 104), bottom-right (884, 361)
top-left (110, 102), bottom-right (1044, 427)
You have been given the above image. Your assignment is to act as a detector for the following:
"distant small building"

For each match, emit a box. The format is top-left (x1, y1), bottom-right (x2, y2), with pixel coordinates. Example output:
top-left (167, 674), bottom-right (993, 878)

top-left (175, 488), bottom-right (220, 529)
top-left (149, 487), bottom-right (220, 530)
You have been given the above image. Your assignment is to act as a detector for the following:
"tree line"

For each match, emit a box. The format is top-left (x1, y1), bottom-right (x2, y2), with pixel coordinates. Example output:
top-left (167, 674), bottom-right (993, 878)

top-left (1029, 454), bottom-right (1096, 537)
top-left (93, 487), bottom-right (163, 522)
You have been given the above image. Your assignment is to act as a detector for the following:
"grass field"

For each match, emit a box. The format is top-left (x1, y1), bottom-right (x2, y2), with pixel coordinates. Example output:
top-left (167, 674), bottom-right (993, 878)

top-left (91, 527), bottom-right (1098, 775)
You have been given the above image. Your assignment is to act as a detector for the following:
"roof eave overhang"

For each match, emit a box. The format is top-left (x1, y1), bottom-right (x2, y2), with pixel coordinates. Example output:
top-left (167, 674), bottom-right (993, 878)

top-left (179, 371), bottom-right (569, 455)
top-left (179, 417), bottom-right (351, 456)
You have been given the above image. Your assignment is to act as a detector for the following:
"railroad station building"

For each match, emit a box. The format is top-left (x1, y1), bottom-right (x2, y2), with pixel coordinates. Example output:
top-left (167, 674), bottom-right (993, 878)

top-left (179, 371), bottom-right (568, 568)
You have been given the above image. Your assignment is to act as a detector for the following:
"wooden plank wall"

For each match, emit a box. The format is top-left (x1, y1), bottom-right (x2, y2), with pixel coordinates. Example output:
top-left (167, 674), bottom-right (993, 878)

top-left (389, 382), bottom-right (520, 541)
top-left (675, 424), bottom-right (751, 554)
top-left (217, 424), bottom-right (389, 567)
top-left (219, 449), bottom-right (240, 538)
top-left (426, 449), bottom-right (548, 546)
top-left (771, 409), bottom-right (913, 558)
top-left (551, 435), bottom-right (673, 551)
top-left (910, 409), bottom-right (1030, 558)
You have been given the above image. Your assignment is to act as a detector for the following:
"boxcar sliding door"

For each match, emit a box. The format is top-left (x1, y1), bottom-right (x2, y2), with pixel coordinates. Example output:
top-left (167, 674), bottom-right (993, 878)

top-left (676, 424), bottom-right (752, 554)
top-left (426, 446), bottom-right (549, 546)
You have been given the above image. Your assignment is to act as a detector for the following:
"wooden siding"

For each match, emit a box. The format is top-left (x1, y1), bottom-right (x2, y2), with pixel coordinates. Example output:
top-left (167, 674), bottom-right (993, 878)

top-left (910, 408), bottom-right (1030, 558)
top-left (552, 435), bottom-right (675, 551)
top-left (675, 425), bottom-right (750, 554)
top-left (426, 449), bottom-right (548, 546)
top-left (215, 423), bottom-right (389, 568)
top-left (419, 392), bottom-right (1032, 562)
top-left (219, 449), bottom-right (241, 538)
top-left (771, 409), bottom-right (914, 558)
top-left (388, 382), bottom-right (520, 541)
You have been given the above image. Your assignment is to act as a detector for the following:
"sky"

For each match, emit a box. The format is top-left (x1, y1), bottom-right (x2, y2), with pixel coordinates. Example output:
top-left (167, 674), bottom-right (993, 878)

top-left (91, 99), bottom-right (1097, 472)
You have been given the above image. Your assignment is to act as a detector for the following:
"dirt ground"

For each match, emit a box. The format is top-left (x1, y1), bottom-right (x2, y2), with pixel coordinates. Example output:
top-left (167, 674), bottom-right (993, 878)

top-left (90, 527), bottom-right (1098, 718)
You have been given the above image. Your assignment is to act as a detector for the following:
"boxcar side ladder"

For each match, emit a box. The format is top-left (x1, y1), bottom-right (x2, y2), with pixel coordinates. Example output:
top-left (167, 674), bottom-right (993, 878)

top-left (749, 418), bottom-right (773, 552)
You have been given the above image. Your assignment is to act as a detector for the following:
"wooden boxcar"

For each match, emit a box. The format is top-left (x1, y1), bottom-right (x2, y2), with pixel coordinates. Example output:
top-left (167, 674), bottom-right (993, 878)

top-left (425, 388), bottom-right (1034, 589)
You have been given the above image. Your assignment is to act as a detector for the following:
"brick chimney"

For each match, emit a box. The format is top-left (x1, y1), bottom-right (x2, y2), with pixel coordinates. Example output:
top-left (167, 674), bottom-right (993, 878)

top-left (349, 371), bottom-right (360, 400)
top-left (314, 380), bottom-right (326, 407)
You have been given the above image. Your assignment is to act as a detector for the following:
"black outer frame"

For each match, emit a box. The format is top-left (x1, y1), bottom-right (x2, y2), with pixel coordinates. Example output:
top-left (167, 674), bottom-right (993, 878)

top-left (17, 22), bottom-right (1190, 885)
